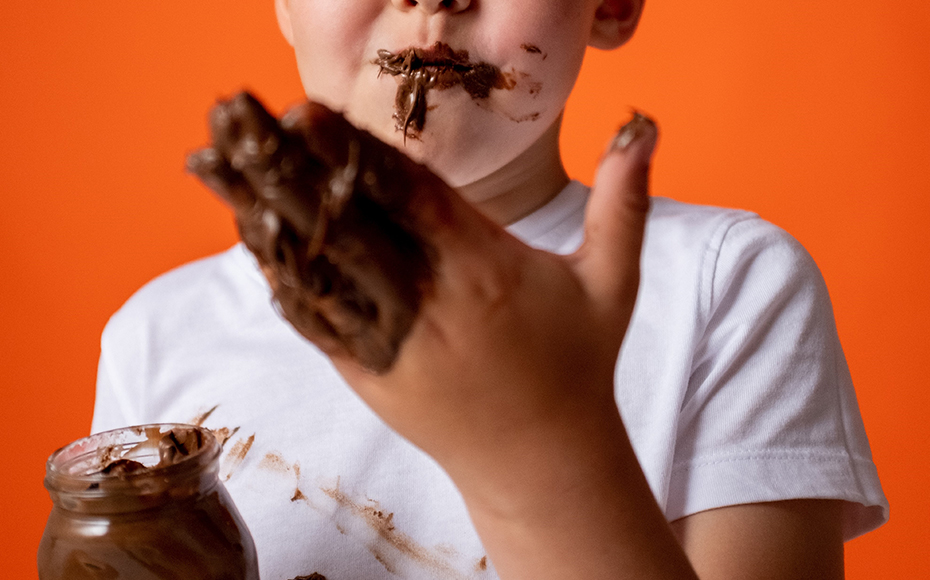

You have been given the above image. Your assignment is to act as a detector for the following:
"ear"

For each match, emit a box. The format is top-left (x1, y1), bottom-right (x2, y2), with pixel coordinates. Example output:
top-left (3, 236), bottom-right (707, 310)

top-left (589, 0), bottom-right (644, 50)
top-left (275, 0), bottom-right (295, 46)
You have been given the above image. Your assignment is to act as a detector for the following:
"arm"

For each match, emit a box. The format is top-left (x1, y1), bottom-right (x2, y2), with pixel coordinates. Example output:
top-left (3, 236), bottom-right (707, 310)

top-left (671, 500), bottom-right (845, 580)
top-left (189, 95), bottom-right (847, 579)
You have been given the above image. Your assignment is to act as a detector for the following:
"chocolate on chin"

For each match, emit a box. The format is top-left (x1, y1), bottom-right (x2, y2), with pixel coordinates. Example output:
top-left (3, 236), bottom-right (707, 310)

top-left (187, 92), bottom-right (438, 373)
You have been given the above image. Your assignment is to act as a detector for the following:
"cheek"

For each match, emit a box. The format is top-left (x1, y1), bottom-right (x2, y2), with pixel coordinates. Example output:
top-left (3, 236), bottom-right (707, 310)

top-left (287, 3), bottom-right (381, 108)
top-left (486, 10), bottom-right (591, 106)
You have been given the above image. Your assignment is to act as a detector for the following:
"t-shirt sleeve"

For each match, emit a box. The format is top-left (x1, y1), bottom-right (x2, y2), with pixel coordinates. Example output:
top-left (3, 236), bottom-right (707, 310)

top-left (666, 216), bottom-right (888, 540)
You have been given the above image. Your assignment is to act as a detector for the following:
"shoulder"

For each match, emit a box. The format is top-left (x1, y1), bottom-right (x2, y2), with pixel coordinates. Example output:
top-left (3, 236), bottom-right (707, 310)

top-left (102, 244), bottom-right (266, 346)
top-left (643, 197), bottom-right (823, 316)
top-left (645, 197), bottom-right (808, 268)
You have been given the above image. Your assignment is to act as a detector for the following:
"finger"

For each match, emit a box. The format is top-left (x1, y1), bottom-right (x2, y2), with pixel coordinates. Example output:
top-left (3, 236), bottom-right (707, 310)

top-left (281, 99), bottom-right (523, 326)
top-left (211, 92), bottom-right (328, 238)
top-left (186, 143), bottom-right (284, 272)
top-left (186, 146), bottom-right (257, 210)
top-left (574, 112), bottom-right (658, 311)
top-left (284, 100), bottom-right (500, 253)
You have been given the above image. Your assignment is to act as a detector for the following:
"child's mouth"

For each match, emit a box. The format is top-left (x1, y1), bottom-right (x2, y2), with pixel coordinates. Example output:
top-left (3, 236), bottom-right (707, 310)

top-left (373, 42), bottom-right (512, 141)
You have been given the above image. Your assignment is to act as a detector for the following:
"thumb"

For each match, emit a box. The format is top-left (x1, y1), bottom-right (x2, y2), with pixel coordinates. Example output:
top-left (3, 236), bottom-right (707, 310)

top-left (575, 112), bottom-right (658, 311)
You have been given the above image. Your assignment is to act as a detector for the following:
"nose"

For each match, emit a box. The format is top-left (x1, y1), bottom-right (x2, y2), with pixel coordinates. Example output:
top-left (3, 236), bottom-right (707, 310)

top-left (392, 0), bottom-right (471, 14)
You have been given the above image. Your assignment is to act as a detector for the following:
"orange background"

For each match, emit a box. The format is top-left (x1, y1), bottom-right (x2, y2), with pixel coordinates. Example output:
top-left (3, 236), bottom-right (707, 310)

top-left (2, 1), bottom-right (928, 578)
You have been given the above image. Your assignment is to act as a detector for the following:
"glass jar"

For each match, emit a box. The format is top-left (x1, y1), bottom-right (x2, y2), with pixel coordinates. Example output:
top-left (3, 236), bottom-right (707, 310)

top-left (37, 424), bottom-right (259, 580)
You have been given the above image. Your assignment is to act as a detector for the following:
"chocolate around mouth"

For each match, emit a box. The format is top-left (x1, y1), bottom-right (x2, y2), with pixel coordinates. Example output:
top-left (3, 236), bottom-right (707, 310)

top-left (373, 42), bottom-right (512, 140)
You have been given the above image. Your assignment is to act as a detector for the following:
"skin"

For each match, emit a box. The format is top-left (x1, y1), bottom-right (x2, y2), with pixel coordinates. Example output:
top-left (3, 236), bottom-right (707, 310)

top-left (264, 0), bottom-right (848, 577)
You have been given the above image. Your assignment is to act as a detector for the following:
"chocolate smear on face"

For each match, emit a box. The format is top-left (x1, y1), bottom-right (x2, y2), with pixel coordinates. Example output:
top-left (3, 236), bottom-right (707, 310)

top-left (374, 42), bottom-right (511, 140)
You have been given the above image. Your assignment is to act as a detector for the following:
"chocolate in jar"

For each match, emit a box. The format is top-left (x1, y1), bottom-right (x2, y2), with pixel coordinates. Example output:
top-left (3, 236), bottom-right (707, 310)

top-left (37, 424), bottom-right (259, 580)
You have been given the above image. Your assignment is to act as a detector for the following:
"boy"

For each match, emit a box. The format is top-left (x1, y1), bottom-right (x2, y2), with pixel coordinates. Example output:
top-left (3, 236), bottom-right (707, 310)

top-left (92, 1), bottom-right (887, 578)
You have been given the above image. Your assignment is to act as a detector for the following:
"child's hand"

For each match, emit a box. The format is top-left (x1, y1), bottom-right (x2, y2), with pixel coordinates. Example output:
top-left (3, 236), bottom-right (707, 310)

top-left (189, 92), bottom-right (655, 481)
top-left (187, 93), bottom-right (436, 373)
top-left (190, 93), bottom-right (699, 580)
top-left (189, 90), bottom-right (655, 482)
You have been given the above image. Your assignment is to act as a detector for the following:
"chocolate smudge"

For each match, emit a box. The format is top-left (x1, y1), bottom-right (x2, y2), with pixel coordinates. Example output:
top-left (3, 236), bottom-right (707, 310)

top-left (258, 452), bottom-right (307, 502)
top-left (212, 426), bottom-right (240, 447)
top-left (476, 556), bottom-right (488, 571)
top-left (97, 458), bottom-right (147, 477)
top-left (186, 406), bottom-right (241, 448)
top-left (374, 42), bottom-right (513, 140)
top-left (509, 111), bottom-right (541, 123)
top-left (373, 551), bottom-right (397, 575)
top-left (321, 484), bottom-right (471, 580)
top-left (520, 43), bottom-right (547, 60)
top-left (222, 434), bottom-right (255, 481)
top-left (188, 404), bottom-right (219, 427)
top-left (259, 451), bottom-right (292, 473)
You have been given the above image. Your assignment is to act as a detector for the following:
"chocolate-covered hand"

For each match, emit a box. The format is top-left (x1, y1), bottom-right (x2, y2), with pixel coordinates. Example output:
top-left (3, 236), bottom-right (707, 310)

top-left (189, 92), bottom-right (657, 472)
top-left (190, 94), bottom-right (684, 579)
top-left (188, 93), bottom-right (437, 372)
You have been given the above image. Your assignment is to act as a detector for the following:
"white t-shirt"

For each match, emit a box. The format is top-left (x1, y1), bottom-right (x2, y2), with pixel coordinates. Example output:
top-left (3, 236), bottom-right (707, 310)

top-left (92, 182), bottom-right (888, 580)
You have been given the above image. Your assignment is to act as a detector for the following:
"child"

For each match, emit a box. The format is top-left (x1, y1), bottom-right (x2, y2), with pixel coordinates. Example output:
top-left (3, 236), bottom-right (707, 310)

top-left (91, 0), bottom-right (887, 578)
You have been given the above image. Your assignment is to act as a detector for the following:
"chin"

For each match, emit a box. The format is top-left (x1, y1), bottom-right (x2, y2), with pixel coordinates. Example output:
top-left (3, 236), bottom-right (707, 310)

top-left (392, 131), bottom-right (507, 188)
top-left (345, 95), bottom-right (542, 189)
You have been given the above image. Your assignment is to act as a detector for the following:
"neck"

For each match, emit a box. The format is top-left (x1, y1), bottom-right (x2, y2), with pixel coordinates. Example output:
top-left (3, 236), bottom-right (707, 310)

top-left (457, 116), bottom-right (570, 226)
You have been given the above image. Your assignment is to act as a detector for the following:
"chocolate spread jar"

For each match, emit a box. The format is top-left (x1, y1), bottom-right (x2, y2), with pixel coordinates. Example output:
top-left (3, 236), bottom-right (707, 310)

top-left (37, 424), bottom-right (259, 579)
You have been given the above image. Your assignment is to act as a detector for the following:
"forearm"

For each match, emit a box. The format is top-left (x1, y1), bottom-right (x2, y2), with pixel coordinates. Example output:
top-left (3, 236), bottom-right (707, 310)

top-left (449, 403), bottom-right (699, 580)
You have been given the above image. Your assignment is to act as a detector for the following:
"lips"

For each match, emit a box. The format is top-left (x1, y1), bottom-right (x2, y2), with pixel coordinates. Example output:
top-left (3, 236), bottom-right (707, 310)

top-left (376, 42), bottom-right (475, 74)
top-left (373, 42), bottom-right (510, 139)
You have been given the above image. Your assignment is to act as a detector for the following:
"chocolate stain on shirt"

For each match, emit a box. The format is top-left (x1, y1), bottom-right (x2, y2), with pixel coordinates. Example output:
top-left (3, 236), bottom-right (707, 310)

top-left (212, 426), bottom-right (240, 447)
top-left (258, 451), bottom-right (308, 503)
top-left (186, 405), bottom-right (240, 447)
top-left (188, 404), bottom-right (219, 426)
top-left (288, 574), bottom-right (327, 580)
top-left (222, 434), bottom-right (255, 481)
top-left (259, 451), bottom-right (292, 473)
top-left (321, 484), bottom-right (472, 580)
top-left (374, 41), bottom-right (521, 140)
top-left (476, 556), bottom-right (488, 572)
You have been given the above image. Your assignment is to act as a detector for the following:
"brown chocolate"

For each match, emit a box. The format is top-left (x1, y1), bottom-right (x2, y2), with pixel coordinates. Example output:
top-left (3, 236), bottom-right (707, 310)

top-left (188, 92), bottom-right (438, 373)
top-left (97, 458), bottom-right (146, 477)
top-left (374, 42), bottom-right (511, 139)
top-left (89, 425), bottom-right (205, 478)
top-left (39, 425), bottom-right (259, 580)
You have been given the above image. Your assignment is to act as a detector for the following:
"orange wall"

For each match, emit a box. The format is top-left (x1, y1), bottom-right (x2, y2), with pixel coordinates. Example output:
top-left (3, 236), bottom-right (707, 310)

top-left (2, 2), bottom-right (928, 578)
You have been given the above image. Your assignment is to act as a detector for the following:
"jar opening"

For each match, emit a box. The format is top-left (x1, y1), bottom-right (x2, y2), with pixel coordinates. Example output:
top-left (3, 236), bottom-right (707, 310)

top-left (45, 424), bottom-right (221, 507)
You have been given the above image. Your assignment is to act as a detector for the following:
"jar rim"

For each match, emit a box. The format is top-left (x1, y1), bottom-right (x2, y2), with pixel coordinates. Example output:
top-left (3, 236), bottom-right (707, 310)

top-left (45, 423), bottom-right (221, 498)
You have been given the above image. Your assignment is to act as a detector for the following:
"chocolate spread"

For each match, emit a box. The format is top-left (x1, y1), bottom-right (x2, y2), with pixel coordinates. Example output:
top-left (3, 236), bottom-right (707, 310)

top-left (374, 42), bottom-right (510, 139)
top-left (188, 92), bottom-right (437, 373)
top-left (38, 424), bottom-right (259, 580)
